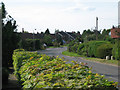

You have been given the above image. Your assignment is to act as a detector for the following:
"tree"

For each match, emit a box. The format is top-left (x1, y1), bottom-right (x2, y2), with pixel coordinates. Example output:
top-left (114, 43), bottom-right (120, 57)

top-left (43, 34), bottom-right (52, 46)
top-left (45, 28), bottom-right (50, 34)
top-left (2, 2), bottom-right (20, 67)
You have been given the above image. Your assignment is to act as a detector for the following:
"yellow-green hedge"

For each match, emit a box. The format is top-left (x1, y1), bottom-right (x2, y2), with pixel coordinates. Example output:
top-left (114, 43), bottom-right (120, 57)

top-left (12, 49), bottom-right (118, 89)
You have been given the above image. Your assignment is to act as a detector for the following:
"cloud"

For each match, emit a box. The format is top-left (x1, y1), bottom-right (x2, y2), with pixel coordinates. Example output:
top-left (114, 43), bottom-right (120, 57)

top-left (63, 3), bottom-right (96, 13)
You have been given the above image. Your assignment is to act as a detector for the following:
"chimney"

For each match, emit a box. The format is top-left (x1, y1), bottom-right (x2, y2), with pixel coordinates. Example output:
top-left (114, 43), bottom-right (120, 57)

top-left (95, 17), bottom-right (98, 30)
top-left (22, 28), bottom-right (24, 33)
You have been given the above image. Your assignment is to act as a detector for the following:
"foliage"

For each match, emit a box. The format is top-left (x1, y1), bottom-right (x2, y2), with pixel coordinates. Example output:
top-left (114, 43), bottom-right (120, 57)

top-left (87, 41), bottom-right (110, 57)
top-left (96, 44), bottom-right (113, 59)
top-left (68, 40), bottom-right (76, 52)
top-left (19, 39), bottom-right (42, 51)
top-left (12, 49), bottom-right (41, 84)
top-left (55, 34), bottom-right (63, 45)
top-left (45, 28), bottom-right (50, 35)
top-left (71, 42), bottom-right (79, 53)
top-left (77, 43), bottom-right (85, 55)
top-left (2, 2), bottom-right (20, 67)
top-left (112, 39), bottom-right (120, 60)
top-left (43, 34), bottom-right (53, 46)
top-left (2, 67), bottom-right (9, 84)
top-left (12, 50), bottom-right (117, 89)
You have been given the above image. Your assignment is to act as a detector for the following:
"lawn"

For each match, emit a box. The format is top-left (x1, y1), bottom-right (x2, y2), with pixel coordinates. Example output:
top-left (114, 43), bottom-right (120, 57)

top-left (62, 51), bottom-right (118, 66)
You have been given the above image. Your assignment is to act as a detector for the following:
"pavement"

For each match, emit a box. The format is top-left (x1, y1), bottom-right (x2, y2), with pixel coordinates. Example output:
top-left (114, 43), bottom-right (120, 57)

top-left (37, 47), bottom-right (119, 83)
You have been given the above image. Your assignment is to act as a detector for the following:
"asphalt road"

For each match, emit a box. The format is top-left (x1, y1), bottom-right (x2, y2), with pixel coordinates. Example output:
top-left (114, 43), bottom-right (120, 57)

top-left (37, 47), bottom-right (119, 83)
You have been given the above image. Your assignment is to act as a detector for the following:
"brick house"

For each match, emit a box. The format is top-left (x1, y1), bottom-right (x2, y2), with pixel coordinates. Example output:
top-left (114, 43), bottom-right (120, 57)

top-left (111, 27), bottom-right (120, 39)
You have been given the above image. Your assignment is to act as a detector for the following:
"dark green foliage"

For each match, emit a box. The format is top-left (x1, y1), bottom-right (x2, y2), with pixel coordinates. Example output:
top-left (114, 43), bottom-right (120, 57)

top-left (1, 2), bottom-right (6, 18)
top-left (2, 67), bottom-right (9, 84)
top-left (87, 41), bottom-right (110, 57)
top-left (56, 34), bottom-right (63, 45)
top-left (77, 43), bottom-right (85, 55)
top-left (19, 39), bottom-right (42, 51)
top-left (112, 39), bottom-right (120, 60)
top-left (68, 40), bottom-right (76, 52)
top-left (71, 42), bottom-right (79, 53)
top-left (96, 44), bottom-right (113, 59)
top-left (2, 2), bottom-right (20, 67)
top-left (45, 28), bottom-right (50, 35)
top-left (43, 34), bottom-right (53, 46)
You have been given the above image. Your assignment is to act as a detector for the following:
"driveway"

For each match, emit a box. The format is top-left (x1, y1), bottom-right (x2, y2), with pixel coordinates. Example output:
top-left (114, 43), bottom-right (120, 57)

top-left (37, 47), bottom-right (119, 82)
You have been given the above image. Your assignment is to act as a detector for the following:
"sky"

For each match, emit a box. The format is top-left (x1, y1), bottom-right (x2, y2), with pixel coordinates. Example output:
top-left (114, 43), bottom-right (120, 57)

top-left (1, 0), bottom-right (119, 34)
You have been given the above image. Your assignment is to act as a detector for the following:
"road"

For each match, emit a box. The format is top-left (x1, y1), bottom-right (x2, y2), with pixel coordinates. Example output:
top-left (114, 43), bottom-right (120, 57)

top-left (37, 47), bottom-right (119, 83)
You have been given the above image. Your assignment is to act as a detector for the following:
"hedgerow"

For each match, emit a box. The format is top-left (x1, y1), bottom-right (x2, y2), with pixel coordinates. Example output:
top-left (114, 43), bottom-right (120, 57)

top-left (96, 44), bottom-right (113, 59)
top-left (12, 49), bottom-right (118, 89)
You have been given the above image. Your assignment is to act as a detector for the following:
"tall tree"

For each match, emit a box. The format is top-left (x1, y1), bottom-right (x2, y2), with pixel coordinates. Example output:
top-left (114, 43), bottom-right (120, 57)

top-left (2, 2), bottom-right (20, 67)
top-left (45, 28), bottom-right (50, 34)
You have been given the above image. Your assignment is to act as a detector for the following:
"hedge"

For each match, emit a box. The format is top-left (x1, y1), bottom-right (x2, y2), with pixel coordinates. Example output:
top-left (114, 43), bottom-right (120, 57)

top-left (112, 39), bottom-right (120, 60)
top-left (19, 39), bottom-right (42, 51)
top-left (12, 49), bottom-right (118, 89)
top-left (87, 41), bottom-right (110, 57)
top-left (77, 43), bottom-right (85, 55)
top-left (12, 49), bottom-right (41, 84)
top-left (96, 44), bottom-right (113, 59)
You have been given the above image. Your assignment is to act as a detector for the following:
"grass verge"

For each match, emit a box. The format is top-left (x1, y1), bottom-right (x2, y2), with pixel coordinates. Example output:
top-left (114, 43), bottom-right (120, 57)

top-left (62, 50), bottom-right (118, 66)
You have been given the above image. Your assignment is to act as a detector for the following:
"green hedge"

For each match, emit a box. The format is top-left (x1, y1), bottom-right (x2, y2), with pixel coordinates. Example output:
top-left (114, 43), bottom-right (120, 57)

top-left (12, 49), bottom-right (41, 84)
top-left (19, 39), bottom-right (42, 51)
top-left (77, 43), bottom-right (86, 55)
top-left (96, 44), bottom-right (113, 59)
top-left (87, 41), bottom-right (110, 57)
top-left (12, 49), bottom-right (118, 89)
top-left (112, 39), bottom-right (120, 60)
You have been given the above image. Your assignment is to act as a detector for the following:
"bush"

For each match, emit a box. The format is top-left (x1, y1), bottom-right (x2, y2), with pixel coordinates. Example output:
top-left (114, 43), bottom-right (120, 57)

top-left (96, 44), bottom-right (113, 59)
top-left (112, 39), bottom-right (120, 60)
top-left (77, 43), bottom-right (84, 55)
top-left (12, 49), bottom-right (41, 84)
top-left (68, 40), bottom-right (76, 52)
top-left (87, 41), bottom-right (110, 57)
top-left (19, 39), bottom-right (42, 51)
top-left (12, 50), bottom-right (118, 89)
top-left (71, 43), bottom-right (79, 53)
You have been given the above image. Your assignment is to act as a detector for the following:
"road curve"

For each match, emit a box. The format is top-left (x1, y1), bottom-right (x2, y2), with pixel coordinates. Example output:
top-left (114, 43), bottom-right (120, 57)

top-left (37, 47), bottom-right (119, 82)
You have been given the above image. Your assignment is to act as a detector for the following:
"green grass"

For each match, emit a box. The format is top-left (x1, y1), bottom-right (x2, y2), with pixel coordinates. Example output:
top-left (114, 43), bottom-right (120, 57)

top-left (62, 51), bottom-right (83, 57)
top-left (62, 51), bottom-right (118, 66)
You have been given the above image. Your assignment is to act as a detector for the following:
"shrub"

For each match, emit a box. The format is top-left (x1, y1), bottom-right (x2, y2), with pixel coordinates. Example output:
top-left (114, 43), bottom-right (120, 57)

top-left (12, 50), bottom-right (118, 89)
top-left (77, 43), bottom-right (84, 55)
top-left (96, 44), bottom-right (113, 59)
top-left (71, 42), bottom-right (79, 53)
top-left (12, 49), bottom-right (41, 84)
top-left (112, 39), bottom-right (120, 60)
top-left (68, 40), bottom-right (76, 52)
top-left (87, 41), bottom-right (110, 57)
top-left (19, 39), bottom-right (42, 51)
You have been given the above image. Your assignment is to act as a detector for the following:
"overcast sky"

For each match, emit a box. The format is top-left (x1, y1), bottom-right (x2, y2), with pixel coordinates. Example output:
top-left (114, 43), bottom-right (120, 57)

top-left (1, 0), bottom-right (119, 34)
